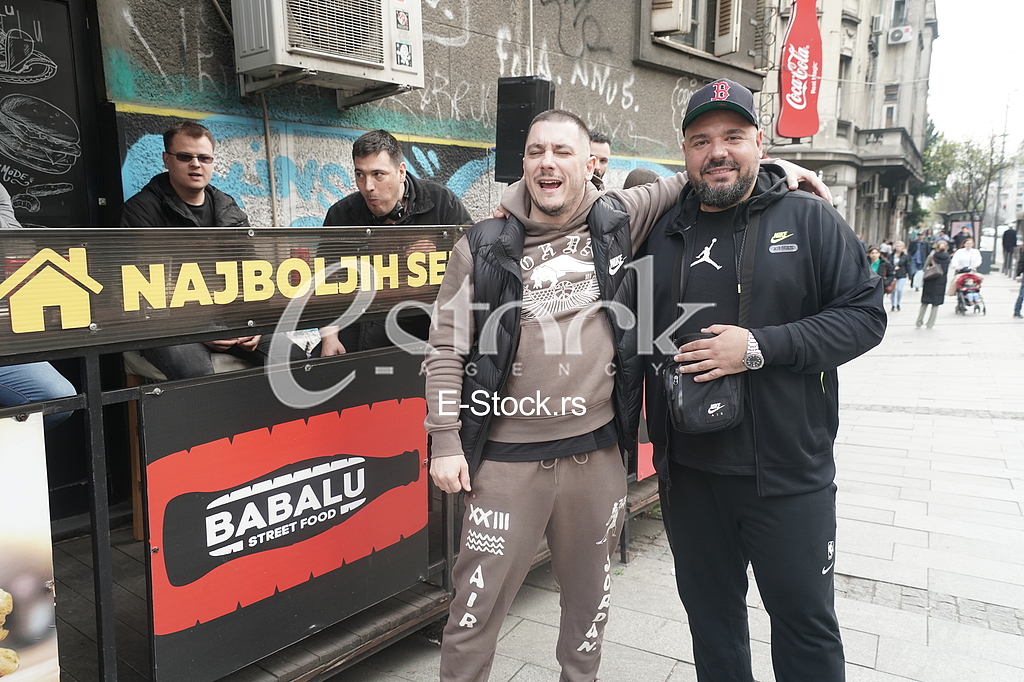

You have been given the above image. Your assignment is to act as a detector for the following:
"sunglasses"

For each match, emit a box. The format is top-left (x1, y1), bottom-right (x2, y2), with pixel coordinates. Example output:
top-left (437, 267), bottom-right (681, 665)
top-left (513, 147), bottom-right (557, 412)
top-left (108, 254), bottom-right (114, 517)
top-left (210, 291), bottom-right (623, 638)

top-left (166, 152), bottom-right (215, 165)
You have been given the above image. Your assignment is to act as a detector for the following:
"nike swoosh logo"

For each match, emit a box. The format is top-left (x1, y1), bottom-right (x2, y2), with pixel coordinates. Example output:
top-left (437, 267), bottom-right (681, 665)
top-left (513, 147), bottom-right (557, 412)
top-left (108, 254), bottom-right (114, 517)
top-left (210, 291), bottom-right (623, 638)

top-left (771, 232), bottom-right (795, 244)
top-left (822, 563), bottom-right (834, 575)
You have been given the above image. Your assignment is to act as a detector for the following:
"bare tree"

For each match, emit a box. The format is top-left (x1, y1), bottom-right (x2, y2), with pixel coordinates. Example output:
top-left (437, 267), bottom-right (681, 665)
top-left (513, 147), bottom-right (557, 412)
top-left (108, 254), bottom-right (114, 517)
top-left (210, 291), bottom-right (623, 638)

top-left (935, 134), bottom-right (1016, 222)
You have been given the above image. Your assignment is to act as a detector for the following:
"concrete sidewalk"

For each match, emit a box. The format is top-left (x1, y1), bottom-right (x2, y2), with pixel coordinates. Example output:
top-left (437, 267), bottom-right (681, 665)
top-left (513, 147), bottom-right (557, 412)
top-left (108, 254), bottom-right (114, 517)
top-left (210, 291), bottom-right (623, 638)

top-left (333, 271), bottom-right (1024, 682)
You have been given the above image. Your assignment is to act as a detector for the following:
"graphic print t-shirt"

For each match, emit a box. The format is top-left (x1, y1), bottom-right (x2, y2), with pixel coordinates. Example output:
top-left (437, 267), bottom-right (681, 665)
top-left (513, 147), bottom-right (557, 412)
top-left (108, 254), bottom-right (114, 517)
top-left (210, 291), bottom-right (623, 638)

top-left (484, 221), bottom-right (617, 448)
top-left (670, 207), bottom-right (756, 474)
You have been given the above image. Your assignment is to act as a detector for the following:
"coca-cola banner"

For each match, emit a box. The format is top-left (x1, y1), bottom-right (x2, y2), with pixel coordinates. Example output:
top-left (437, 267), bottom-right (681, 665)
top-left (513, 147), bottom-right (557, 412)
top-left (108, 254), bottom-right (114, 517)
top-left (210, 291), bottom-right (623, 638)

top-left (141, 348), bottom-right (427, 682)
top-left (776, 0), bottom-right (823, 139)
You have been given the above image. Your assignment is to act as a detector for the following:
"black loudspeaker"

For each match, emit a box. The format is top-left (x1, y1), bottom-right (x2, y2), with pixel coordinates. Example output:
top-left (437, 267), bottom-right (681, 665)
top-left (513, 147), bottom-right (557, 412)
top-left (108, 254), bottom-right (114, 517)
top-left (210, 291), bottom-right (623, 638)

top-left (494, 76), bottom-right (555, 183)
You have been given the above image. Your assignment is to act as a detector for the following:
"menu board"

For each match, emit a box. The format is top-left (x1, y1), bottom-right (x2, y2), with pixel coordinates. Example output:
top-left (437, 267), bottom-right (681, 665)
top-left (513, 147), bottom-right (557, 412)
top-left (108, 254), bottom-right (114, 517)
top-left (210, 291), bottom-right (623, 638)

top-left (0, 0), bottom-right (88, 227)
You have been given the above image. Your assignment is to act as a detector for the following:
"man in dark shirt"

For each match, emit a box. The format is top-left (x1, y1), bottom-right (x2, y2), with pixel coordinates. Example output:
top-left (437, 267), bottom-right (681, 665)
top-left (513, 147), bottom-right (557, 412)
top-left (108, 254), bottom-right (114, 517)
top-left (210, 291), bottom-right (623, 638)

top-left (120, 121), bottom-right (258, 379)
top-left (644, 80), bottom-right (885, 682)
top-left (953, 224), bottom-right (973, 250)
top-left (1002, 225), bottom-right (1018, 275)
top-left (589, 130), bottom-right (611, 183)
top-left (319, 129), bottom-right (472, 354)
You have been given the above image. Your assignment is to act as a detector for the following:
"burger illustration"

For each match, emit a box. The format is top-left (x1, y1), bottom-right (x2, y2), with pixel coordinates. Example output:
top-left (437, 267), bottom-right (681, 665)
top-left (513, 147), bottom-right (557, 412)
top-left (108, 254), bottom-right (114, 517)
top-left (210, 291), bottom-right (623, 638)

top-left (0, 94), bottom-right (81, 175)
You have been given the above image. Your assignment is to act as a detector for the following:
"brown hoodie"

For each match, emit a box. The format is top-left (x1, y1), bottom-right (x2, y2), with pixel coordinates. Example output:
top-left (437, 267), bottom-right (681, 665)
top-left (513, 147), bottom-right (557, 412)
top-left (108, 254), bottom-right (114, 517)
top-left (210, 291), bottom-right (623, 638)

top-left (424, 173), bottom-right (686, 458)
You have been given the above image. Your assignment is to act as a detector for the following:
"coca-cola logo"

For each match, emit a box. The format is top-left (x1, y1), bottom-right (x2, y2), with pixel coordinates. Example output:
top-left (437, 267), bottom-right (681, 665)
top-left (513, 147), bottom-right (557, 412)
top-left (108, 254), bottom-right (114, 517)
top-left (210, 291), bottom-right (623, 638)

top-left (784, 44), bottom-right (817, 110)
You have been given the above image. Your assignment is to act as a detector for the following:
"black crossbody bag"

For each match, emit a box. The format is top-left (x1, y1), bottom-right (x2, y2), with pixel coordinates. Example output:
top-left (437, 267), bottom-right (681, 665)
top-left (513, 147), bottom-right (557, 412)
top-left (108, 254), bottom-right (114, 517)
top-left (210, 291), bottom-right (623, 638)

top-left (661, 213), bottom-right (760, 434)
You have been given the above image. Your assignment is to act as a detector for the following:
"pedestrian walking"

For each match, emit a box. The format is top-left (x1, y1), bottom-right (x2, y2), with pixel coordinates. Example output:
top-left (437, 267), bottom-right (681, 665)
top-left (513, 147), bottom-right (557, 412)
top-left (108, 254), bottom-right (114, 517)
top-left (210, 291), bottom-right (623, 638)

top-left (868, 246), bottom-right (894, 299)
top-left (1002, 225), bottom-right (1018, 275)
top-left (1013, 255), bottom-right (1024, 319)
top-left (917, 241), bottom-right (951, 329)
top-left (889, 241), bottom-right (909, 311)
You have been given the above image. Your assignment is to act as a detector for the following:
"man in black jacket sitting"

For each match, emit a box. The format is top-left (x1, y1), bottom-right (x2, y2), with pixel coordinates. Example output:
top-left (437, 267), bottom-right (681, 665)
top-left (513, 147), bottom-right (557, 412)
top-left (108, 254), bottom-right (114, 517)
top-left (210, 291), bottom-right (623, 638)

top-left (120, 121), bottom-right (259, 379)
top-left (318, 129), bottom-right (473, 354)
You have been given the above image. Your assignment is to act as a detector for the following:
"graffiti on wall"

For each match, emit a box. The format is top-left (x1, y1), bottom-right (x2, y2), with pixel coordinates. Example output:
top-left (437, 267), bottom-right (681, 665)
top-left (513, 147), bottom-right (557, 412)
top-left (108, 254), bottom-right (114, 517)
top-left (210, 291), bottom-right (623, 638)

top-left (119, 111), bottom-right (680, 228)
top-left (422, 0), bottom-right (471, 48)
top-left (119, 114), bottom-right (499, 227)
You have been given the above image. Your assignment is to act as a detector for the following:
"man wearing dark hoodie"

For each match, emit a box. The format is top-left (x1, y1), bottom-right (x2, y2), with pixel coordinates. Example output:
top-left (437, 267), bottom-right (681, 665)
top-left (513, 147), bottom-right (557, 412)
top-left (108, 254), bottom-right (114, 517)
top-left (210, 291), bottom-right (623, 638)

top-left (424, 108), bottom-right (828, 682)
top-left (644, 79), bottom-right (886, 681)
top-left (120, 121), bottom-right (258, 379)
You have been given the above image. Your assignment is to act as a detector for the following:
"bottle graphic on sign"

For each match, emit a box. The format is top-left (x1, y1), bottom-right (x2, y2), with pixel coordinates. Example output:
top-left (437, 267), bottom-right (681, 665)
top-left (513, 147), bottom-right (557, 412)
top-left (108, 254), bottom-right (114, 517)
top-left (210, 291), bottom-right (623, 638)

top-left (161, 450), bottom-right (421, 586)
top-left (776, 0), bottom-right (823, 140)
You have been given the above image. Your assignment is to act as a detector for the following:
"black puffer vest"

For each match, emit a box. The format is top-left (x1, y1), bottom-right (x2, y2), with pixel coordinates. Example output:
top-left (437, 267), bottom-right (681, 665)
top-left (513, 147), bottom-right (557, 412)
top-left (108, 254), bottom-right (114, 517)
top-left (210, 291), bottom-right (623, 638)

top-left (458, 196), bottom-right (643, 474)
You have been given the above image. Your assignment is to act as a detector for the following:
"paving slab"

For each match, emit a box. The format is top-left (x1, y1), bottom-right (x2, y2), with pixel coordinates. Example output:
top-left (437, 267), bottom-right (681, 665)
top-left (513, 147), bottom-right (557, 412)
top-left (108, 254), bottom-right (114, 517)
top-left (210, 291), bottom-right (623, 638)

top-left (334, 273), bottom-right (1024, 682)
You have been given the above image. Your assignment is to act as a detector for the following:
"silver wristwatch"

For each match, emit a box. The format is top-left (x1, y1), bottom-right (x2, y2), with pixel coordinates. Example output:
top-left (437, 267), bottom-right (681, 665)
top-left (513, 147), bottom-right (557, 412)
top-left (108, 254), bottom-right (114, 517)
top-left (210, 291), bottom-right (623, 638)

top-left (743, 331), bottom-right (764, 370)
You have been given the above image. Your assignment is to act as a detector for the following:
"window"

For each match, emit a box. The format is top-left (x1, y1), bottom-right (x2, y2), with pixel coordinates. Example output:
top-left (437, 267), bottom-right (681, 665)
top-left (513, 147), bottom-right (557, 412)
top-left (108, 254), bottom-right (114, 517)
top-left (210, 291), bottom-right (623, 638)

top-left (665, 0), bottom-right (707, 50)
top-left (891, 0), bottom-right (907, 26)
top-left (659, 0), bottom-right (739, 55)
top-left (637, 0), bottom-right (762, 86)
top-left (884, 104), bottom-right (897, 128)
top-left (836, 55), bottom-right (852, 117)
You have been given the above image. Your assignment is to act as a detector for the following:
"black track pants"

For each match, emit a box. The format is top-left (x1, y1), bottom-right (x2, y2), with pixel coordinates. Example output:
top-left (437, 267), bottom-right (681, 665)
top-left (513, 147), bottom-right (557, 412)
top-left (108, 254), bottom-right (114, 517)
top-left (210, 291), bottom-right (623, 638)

top-left (659, 462), bottom-right (845, 682)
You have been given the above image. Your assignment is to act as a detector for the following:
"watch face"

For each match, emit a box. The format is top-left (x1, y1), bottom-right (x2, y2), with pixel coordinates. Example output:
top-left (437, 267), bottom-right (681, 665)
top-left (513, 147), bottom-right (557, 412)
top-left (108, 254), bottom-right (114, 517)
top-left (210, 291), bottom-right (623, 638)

top-left (744, 354), bottom-right (764, 370)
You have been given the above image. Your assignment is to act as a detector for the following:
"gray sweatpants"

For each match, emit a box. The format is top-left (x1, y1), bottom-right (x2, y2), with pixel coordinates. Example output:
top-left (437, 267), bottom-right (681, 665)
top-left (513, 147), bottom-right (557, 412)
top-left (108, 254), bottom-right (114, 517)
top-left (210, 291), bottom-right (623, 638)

top-left (440, 444), bottom-right (627, 682)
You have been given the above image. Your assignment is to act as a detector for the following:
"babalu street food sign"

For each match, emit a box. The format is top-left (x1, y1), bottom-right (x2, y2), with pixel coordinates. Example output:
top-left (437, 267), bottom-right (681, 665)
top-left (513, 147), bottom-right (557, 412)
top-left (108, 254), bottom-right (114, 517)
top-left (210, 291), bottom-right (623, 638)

top-left (142, 349), bottom-right (429, 682)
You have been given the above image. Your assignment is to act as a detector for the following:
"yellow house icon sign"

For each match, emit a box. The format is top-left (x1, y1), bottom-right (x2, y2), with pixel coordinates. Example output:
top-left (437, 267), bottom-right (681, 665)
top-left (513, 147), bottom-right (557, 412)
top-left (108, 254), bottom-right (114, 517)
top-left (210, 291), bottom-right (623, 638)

top-left (0, 248), bottom-right (104, 333)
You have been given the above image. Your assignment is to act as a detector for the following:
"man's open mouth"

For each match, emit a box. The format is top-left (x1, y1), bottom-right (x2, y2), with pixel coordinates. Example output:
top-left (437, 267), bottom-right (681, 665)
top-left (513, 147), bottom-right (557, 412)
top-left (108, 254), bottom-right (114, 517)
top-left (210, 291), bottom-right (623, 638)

top-left (538, 179), bottom-right (562, 190)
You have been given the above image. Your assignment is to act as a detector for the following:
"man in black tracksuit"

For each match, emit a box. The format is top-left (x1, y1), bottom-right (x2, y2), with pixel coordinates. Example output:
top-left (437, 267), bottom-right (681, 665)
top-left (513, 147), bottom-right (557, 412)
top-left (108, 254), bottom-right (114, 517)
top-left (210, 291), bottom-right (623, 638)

top-left (643, 79), bottom-right (886, 681)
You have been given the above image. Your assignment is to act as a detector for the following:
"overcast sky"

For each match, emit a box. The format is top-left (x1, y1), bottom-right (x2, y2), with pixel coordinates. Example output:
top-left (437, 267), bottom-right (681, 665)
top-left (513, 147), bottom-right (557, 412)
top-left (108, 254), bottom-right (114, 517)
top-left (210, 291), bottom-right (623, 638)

top-left (927, 0), bottom-right (1023, 151)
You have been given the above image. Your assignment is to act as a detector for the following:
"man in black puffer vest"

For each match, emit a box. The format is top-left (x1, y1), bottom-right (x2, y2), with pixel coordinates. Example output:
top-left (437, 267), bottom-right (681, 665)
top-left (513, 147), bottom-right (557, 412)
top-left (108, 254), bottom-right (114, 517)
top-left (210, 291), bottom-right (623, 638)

top-left (423, 110), bottom-right (685, 682)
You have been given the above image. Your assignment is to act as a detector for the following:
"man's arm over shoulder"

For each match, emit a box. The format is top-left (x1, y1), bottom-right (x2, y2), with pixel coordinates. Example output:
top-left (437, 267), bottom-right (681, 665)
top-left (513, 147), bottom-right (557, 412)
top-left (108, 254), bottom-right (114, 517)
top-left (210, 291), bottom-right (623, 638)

top-left (752, 195), bottom-right (886, 374)
top-left (608, 172), bottom-right (687, 252)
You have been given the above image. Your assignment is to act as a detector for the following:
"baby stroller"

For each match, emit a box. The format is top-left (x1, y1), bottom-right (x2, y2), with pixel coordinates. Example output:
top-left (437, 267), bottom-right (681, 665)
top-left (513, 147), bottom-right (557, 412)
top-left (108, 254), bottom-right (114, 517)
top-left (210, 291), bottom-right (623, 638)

top-left (954, 271), bottom-right (985, 315)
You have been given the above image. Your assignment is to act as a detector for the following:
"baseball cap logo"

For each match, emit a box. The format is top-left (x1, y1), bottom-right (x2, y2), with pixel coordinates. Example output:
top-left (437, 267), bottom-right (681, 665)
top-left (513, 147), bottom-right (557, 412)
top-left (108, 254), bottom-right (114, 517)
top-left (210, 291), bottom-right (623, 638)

top-left (712, 81), bottom-right (731, 101)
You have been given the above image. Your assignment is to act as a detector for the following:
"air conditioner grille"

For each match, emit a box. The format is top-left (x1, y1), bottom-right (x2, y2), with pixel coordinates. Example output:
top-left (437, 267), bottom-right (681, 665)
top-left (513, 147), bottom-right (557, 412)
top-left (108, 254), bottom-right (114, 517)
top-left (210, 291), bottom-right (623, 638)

top-left (286, 0), bottom-right (383, 64)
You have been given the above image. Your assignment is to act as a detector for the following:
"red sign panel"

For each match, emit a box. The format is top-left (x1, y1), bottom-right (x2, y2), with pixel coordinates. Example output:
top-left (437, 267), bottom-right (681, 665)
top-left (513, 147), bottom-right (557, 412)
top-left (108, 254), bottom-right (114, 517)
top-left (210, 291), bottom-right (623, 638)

top-left (776, 0), bottom-right (823, 139)
top-left (147, 402), bottom-right (426, 635)
top-left (141, 349), bottom-right (429, 682)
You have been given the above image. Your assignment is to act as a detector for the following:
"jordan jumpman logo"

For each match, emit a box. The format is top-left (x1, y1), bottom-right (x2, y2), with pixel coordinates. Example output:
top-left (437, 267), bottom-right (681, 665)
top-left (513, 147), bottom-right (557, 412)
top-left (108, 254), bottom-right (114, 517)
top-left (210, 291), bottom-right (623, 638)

top-left (691, 238), bottom-right (722, 270)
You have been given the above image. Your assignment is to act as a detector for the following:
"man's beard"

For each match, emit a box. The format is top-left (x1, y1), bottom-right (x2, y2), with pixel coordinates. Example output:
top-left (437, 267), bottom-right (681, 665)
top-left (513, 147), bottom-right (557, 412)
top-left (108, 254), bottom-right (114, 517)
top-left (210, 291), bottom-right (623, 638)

top-left (692, 161), bottom-right (757, 209)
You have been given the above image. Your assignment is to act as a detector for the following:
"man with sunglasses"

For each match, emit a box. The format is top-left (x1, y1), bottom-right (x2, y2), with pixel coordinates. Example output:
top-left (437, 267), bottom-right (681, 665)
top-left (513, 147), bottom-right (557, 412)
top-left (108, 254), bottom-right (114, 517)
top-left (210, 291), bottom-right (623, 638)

top-left (120, 121), bottom-right (249, 229)
top-left (120, 121), bottom-right (258, 379)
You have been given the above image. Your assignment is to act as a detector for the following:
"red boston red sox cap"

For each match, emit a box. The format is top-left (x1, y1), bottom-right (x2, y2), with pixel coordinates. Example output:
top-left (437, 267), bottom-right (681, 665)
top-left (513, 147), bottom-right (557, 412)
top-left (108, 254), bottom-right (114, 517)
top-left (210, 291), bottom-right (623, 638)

top-left (682, 79), bottom-right (759, 133)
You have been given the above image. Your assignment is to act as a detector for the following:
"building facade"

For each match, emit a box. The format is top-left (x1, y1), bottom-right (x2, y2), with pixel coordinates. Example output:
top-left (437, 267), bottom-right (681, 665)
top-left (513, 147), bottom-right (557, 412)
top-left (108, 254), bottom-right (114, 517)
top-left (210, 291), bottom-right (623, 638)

top-left (7, 0), bottom-right (936, 236)
top-left (766, 0), bottom-right (938, 246)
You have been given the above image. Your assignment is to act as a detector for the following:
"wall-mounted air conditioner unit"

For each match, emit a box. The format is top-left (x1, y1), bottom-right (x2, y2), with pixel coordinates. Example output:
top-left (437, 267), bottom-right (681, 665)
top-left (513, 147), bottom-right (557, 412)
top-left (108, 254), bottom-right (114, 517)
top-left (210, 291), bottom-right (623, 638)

top-left (232, 0), bottom-right (424, 107)
top-left (875, 186), bottom-right (890, 205)
top-left (862, 175), bottom-right (878, 197)
top-left (887, 26), bottom-right (913, 44)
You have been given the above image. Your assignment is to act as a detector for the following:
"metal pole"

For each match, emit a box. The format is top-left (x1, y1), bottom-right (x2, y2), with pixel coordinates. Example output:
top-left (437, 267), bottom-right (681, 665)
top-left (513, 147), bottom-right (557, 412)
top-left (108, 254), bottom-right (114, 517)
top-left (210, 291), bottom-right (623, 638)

top-left (83, 351), bottom-right (118, 681)
top-left (528, 0), bottom-right (535, 75)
